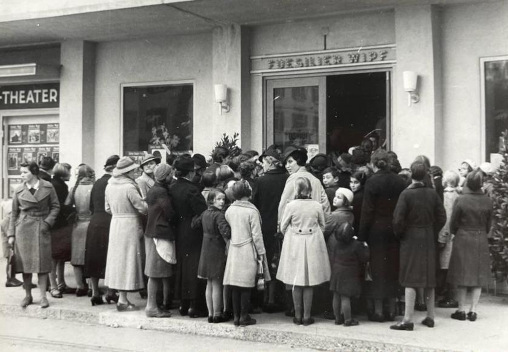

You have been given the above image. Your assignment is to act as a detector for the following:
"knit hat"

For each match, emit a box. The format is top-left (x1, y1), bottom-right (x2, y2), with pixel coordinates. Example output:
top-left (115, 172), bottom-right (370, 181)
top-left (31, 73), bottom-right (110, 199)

top-left (336, 187), bottom-right (354, 204)
top-left (113, 157), bottom-right (139, 177)
top-left (140, 153), bottom-right (161, 167)
top-left (154, 163), bottom-right (172, 182)
top-left (104, 155), bottom-right (120, 169)
top-left (174, 155), bottom-right (195, 172)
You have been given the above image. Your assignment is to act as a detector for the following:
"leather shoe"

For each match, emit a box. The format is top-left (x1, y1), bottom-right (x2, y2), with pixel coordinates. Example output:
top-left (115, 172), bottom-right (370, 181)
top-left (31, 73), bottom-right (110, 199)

top-left (213, 315), bottom-right (227, 323)
top-left (20, 296), bottom-right (33, 308)
top-left (293, 317), bottom-right (302, 325)
top-left (116, 302), bottom-right (138, 312)
top-left (451, 310), bottom-right (466, 321)
top-left (145, 309), bottom-right (171, 318)
top-left (76, 287), bottom-right (88, 297)
top-left (40, 297), bottom-right (49, 308)
top-left (188, 308), bottom-right (207, 318)
top-left (467, 312), bottom-right (477, 322)
top-left (5, 278), bottom-right (23, 287)
top-left (239, 316), bottom-right (257, 326)
top-left (344, 319), bottom-right (359, 327)
top-left (302, 317), bottom-right (315, 326)
top-left (178, 306), bottom-right (188, 316)
top-left (390, 321), bottom-right (414, 331)
top-left (421, 317), bottom-right (434, 327)
top-left (335, 314), bottom-right (344, 325)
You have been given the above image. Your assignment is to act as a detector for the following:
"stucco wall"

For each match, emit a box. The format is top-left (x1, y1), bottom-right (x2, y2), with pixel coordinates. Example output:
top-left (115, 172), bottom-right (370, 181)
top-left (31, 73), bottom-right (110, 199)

top-left (93, 33), bottom-right (213, 173)
top-left (441, 1), bottom-right (508, 171)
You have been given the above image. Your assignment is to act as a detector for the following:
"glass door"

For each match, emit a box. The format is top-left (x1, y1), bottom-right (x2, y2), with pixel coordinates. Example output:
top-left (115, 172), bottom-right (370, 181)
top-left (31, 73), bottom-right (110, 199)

top-left (266, 77), bottom-right (326, 157)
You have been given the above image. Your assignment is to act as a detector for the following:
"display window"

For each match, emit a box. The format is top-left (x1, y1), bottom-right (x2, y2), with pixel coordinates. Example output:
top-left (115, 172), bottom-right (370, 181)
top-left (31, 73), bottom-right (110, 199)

top-left (122, 83), bottom-right (193, 164)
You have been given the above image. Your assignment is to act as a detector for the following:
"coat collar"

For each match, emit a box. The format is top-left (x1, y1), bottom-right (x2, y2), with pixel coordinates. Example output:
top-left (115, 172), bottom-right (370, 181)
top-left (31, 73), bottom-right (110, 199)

top-left (231, 200), bottom-right (259, 213)
top-left (407, 181), bottom-right (425, 189)
top-left (137, 172), bottom-right (155, 187)
top-left (264, 167), bottom-right (287, 175)
top-left (17, 179), bottom-right (53, 203)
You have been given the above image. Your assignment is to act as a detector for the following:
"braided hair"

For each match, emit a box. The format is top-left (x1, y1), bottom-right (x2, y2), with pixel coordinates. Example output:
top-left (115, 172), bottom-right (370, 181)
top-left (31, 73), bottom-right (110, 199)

top-left (70, 164), bottom-right (95, 205)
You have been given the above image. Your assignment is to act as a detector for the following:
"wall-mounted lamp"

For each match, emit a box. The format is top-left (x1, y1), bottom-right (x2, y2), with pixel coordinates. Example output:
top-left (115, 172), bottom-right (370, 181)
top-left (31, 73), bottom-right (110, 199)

top-left (214, 84), bottom-right (230, 115)
top-left (403, 71), bottom-right (420, 106)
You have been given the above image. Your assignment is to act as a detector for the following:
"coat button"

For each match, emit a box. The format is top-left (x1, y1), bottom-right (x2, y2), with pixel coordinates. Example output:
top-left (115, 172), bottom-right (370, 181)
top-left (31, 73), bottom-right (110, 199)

top-left (299, 230), bottom-right (302, 232)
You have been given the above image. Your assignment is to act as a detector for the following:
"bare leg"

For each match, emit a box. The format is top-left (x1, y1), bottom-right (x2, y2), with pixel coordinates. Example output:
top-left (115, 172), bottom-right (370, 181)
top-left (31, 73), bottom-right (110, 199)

top-left (302, 287), bottom-right (313, 320)
top-left (205, 279), bottom-right (213, 317)
top-left (403, 287), bottom-right (416, 323)
top-left (470, 287), bottom-right (482, 313)
top-left (90, 277), bottom-right (100, 297)
top-left (146, 278), bottom-right (159, 311)
top-left (118, 290), bottom-right (128, 305)
top-left (56, 260), bottom-right (67, 289)
top-left (38, 273), bottom-right (48, 299)
top-left (49, 260), bottom-right (58, 290)
top-left (456, 287), bottom-right (467, 312)
top-left (424, 288), bottom-right (435, 319)
top-left (211, 279), bottom-right (223, 316)
top-left (292, 286), bottom-right (303, 320)
top-left (23, 273), bottom-right (33, 298)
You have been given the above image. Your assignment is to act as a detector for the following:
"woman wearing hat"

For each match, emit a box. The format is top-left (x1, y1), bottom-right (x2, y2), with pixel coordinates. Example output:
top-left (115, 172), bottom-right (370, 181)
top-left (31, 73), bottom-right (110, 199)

top-left (170, 155), bottom-right (208, 317)
top-left (458, 159), bottom-right (476, 191)
top-left (391, 161), bottom-right (446, 331)
top-left (144, 163), bottom-right (176, 318)
top-left (8, 161), bottom-right (60, 308)
top-left (84, 155), bottom-right (120, 306)
top-left (104, 156), bottom-right (148, 311)
top-left (136, 154), bottom-right (161, 199)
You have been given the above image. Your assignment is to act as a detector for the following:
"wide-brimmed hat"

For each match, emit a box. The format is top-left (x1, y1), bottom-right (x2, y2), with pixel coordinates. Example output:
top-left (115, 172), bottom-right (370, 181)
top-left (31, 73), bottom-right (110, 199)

top-left (309, 153), bottom-right (329, 171)
top-left (174, 155), bottom-right (195, 172)
top-left (479, 162), bottom-right (494, 175)
top-left (259, 144), bottom-right (283, 162)
top-left (140, 153), bottom-right (161, 167)
top-left (104, 155), bottom-right (120, 169)
top-left (282, 146), bottom-right (307, 164)
top-left (113, 156), bottom-right (139, 177)
top-left (192, 154), bottom-right (208, 169)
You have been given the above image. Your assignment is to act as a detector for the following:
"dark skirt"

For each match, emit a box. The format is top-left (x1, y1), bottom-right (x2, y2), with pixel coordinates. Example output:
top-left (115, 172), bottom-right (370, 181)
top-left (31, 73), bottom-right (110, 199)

top-left (197, 236), bottom-right (227, 280)
top-left (365, 242), bottom-right (400, 299)
top-left (330, 269), bottom-right (362, 297)
top-left (84, 212), bottom-right (110, 278)
top-left (399, 227), bottom-right (436, 288)
top-left (447, 228), bottom-right (490, 287)
top-left (144, 237), bottom-right (173, 278)
top-left (51, 224), bottom-right (72, 261)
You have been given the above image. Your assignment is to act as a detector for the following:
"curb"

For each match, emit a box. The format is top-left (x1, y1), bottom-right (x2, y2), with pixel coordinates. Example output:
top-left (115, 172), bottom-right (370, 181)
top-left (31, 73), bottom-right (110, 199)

top-left (0, 303), bottom-right (456, 352)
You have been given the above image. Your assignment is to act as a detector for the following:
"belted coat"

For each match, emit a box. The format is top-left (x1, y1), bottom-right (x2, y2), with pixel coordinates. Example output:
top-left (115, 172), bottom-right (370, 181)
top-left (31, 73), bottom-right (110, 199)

top-left (9, 179), bottom-right (60, 273)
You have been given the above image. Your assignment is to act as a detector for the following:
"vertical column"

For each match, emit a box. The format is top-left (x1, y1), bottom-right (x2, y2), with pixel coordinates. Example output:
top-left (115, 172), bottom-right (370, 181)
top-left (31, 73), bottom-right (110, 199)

top-left (393, 5), bottom-right (442, 167)
top-left (212, 24), bottom-right (251, 148)
top-left (59, 40), bottom-right (96, 170)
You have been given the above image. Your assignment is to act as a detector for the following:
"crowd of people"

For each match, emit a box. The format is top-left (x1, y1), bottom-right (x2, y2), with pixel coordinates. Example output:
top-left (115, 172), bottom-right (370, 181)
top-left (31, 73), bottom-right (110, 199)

top-left (2, 139), bottom-right (496, 331)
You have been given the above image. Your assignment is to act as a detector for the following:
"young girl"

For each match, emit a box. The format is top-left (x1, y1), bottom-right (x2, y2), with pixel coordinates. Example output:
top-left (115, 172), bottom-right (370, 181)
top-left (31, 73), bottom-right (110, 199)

top-left (437, 170), bottom-right (460, 308)
top-left (277, 177), bottom-right (331, 326)
top-left (223, 181), bottom-right (268, 327)
top-left (350, 171), bottom-right (367, 237)
top-left (195, 189), bottom-right (231, 323)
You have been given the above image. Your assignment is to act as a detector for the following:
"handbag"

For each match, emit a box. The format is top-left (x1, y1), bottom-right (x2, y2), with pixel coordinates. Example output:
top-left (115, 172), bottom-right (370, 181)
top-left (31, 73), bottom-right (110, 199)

top-left (154, 238), bottom-right (177, 264)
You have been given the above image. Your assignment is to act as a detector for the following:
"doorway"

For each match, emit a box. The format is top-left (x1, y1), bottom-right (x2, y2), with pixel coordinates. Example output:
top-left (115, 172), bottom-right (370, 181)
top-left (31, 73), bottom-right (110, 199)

top-left (266, 71), bottom-right (389, 156)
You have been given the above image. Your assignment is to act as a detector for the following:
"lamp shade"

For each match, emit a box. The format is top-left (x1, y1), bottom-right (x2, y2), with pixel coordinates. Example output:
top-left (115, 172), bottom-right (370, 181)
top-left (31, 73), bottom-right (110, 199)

top-left (402, 71), bottom-right (418, 92)
top-left (214, 84), bottom-right (228, 103)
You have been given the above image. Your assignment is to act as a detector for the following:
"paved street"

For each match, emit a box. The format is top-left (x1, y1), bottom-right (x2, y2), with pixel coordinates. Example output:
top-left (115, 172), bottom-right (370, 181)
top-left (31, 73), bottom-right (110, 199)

top-left (0, 316), bottom-right (317, 352)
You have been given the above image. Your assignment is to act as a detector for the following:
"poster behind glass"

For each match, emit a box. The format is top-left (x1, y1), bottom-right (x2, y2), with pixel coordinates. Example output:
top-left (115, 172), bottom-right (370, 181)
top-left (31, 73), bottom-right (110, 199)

top-left (123, 84), bottom-right (193, 163)
top-left (484, 59), bottom-right (508, 159)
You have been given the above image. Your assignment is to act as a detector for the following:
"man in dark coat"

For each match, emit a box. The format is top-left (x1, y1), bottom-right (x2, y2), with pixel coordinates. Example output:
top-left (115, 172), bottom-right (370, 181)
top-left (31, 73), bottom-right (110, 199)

top-left (358, 150), bottom-right (406, 321)
top-left (170, 155), bottom-right (208, 317)
top-left (252, 145), bottom-right (288, 312)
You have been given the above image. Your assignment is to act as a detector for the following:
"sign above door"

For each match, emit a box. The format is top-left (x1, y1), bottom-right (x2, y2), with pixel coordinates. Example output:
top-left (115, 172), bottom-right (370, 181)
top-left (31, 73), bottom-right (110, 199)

top-left (251, 44), bottom-right (395, 74)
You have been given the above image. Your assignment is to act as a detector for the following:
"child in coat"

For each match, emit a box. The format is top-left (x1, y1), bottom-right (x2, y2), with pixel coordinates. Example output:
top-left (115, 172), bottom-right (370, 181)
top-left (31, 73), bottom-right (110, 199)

top-left (322, 167), bottom-right (340, 211)
top-left (437, 170), bottom-right (460, 308)
top-left (194, 189), bottom-right (231, 323)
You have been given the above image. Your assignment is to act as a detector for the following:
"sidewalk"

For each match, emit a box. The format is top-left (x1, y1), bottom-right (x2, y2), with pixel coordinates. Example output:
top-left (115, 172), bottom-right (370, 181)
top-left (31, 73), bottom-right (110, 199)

top-left (0, 264), bottom-right (507, 352)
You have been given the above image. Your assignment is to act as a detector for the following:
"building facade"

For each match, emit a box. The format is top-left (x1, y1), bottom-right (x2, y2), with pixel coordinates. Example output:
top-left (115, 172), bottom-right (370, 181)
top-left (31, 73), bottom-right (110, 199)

top-left (1, 0), bottom-right (507, 197)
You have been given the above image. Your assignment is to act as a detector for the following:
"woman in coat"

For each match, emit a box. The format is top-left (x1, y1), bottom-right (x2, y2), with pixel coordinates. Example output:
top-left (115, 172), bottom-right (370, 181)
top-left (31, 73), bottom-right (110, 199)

top-left (66, 164), bottom-right (95, 297)
top-left (224, 180), bottom-right (268, 327)
top-left (447, 169), bottom-right (493, 322)
top-left (391, 162), bottom-right (446, 331)
top-left (136, 154), bottom-right (160, 199)
top-left (49, 163), bottom-right (73, 298)
top-left (85, 155), bottom-right (119, 306)
top-left (144, 163), bottom-right (176, 318)
top-left (251, 145), bottom-right (288, 312)
top-left (358, 149), bottom-right (406, 322)
top-left (8, 162), bottom-right (60, 308)
top-left (169, 155), bottom-right (208, 317)
top-left (104, 157), bottom-right (147, 311)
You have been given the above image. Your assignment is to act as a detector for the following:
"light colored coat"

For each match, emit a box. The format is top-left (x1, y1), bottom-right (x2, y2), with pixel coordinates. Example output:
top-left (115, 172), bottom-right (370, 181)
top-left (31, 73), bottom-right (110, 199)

top-left (438, 187), bottom-right (459, 269)
top-left (223, 201), bottom-right (268, 288)
top-left (104, 175), bottom-right (147, 290)
top-left (136, 172), bottom-right (155, 199)
top-left (9, 179), bottom-right (60, 273)
top-left (278, 168), bottom-right (330, 224)
top-left (277, 199), bottom-right (331, 286)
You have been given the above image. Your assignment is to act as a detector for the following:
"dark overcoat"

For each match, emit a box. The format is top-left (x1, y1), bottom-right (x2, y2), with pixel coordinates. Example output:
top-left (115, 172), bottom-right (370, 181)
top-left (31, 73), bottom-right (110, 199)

top-left (145, 182), bottom-right (176, 240)
top-left (358, 169), bottom-right (406, 299)
top-left (252, 167), bottom-right (288, 269)
top-left (50, 176), bottom-right (73, 261)
top-left (84, 174), bottom-right (112, 278)
top-left (393, 183), bottom-right (446, 288)
top-left (9, 179), bottom-right (60, 273)
top-left (447, 189), bottom-right (493, 287)
top-left (329, 240), bottom-right (370, 296)
top-left (194, 206), bottom-right (231, 280)
top-left (351, 188), bottom-right (364, 237)
top-left (170, 177), bottom-right (207, 300)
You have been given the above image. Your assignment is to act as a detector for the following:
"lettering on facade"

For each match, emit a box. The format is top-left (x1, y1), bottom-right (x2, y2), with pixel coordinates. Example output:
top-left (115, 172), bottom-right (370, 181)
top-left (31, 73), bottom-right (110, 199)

top-left (251, 46), bottom-right (395, 74)
top-left (0, 83), bottom-right (59, 109)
